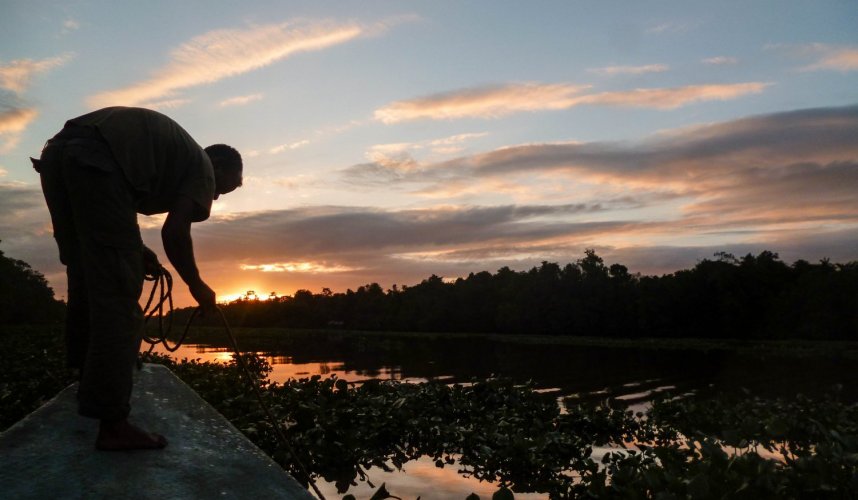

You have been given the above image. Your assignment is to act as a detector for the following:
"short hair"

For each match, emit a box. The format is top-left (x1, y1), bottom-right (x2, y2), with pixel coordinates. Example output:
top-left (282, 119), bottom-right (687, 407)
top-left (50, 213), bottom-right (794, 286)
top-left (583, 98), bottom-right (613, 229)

top-left (205, 144), bottom-right (243, 186)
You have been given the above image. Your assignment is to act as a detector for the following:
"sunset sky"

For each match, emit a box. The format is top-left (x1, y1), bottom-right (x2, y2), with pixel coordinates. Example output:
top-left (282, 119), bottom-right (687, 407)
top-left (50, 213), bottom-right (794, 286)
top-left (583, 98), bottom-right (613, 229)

top-left (2, 1), bottom-right (857, 306)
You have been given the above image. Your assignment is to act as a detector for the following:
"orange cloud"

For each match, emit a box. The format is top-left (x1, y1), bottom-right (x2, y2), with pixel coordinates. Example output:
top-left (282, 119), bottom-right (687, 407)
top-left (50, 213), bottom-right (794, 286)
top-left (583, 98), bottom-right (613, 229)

top-left (374, 82), bottom-right (769, 122)
top-left (88, 20), bottom-right (367, 108)
top-left (0, 54), bottom-right (72, 94)
top-left (0, 107), bottom-right (38, 153)
top-left (374, 83), bottom-right (592, 123)
top-left (804, 46), bottom-right (858, 72)
top-left (575, 82), bottom-right (770, 109)
top-left (769, 43), bottom-right (858, 72)
top-left (240, 261), bottom-right (359, 273)
top-left (0, 107), bottom-right (36, 134)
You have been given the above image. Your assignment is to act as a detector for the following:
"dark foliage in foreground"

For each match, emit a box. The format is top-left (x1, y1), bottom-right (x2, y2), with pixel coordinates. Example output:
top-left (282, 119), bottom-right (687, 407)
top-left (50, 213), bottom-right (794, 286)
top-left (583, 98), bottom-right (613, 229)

top-left (147, 352), bottom-right (857, 498)
top-left (2, 326), bottom-right (856, 498)
top-left (178, 250), bottom-right (858, 340)
top-left (0, 326), bottom-right (75, 429)
top-left (0, 244), bottom-right (65, 325)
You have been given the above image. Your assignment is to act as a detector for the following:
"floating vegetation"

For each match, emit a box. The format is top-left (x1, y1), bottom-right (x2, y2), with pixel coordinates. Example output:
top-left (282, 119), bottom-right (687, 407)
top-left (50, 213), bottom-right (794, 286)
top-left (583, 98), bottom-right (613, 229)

top-left (147, 352), bottom-right (858, 498)
top-left (3, 326), bottom-right (856, 498)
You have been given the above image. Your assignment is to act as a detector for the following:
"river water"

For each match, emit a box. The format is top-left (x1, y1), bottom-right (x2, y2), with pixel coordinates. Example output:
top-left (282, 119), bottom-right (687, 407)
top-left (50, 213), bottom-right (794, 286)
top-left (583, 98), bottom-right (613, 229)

top-left (144, 331), bottom-right (857, 498)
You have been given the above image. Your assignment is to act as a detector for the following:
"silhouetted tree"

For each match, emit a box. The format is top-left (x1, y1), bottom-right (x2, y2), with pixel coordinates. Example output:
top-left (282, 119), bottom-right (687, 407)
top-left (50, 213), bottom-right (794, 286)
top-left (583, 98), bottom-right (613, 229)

top-left (166, 250), bottom-right (857, 341)
top-left (0, 244), bottom-right (65, 324)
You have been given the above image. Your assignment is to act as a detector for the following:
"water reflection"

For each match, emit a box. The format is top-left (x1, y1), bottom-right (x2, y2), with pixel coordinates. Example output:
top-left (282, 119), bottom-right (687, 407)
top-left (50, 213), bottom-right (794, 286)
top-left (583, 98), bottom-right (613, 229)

top-left (143, 334), bottom-right (856, 498)
top-left (146, 334), bottom-right (857, 403)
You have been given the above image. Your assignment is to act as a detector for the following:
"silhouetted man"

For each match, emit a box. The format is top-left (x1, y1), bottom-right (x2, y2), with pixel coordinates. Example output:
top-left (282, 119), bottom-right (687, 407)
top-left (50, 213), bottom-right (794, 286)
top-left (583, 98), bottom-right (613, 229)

top-left (33, 106), bottom-right (242, 450)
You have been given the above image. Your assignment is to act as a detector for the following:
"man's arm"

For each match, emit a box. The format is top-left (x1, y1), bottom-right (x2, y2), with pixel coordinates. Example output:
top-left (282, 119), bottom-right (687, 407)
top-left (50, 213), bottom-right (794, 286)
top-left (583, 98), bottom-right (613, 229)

top-left (162, 196), bottom-right (216, 310)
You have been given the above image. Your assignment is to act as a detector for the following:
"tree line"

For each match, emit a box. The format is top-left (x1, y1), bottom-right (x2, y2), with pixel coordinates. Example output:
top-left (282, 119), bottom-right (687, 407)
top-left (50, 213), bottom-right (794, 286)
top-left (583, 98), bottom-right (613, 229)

top-left (0, 244), bottom-right (64, 325)
top-left (180, 250), bottom-right (857, 340)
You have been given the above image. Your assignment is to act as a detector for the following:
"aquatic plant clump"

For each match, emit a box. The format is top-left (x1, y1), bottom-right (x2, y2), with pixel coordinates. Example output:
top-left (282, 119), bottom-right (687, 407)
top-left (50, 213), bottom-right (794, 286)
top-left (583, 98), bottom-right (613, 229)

top-left (144, 352), bottom-right (858, 498)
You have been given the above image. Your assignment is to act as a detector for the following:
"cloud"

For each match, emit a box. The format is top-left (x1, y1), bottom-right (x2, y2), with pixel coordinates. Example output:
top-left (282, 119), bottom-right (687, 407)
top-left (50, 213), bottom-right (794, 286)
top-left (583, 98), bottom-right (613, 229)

top-left (219, 93), bottom-right (263, 107)
top-left (269, 139), bottom-right (310, 154)
top-left (147, 197), bottom-right (858, 303)
top-left (604, 228), bottom-right (858, 277)
top-left (443, 104), bottom-right (857, 179)
top-left (374, 83), bottom-right (592, 123)
top-left (769, 43), bottom-right (858, 72)
top-left (138, 98), bottom-right (191, 111)
top-left (0, 54), bottom-right (73, 94)
top-left (61, 19), bottom-right (80, 35)
top-left (362, 132), bottom-right (489, 166)
top-left (0, 106), bottom-right (37, 134)
top-left (0, 182), bottom-right (42, 214)
top-left (645, 22), bottom-right (689, 35)
top-left (573, 82), bottom-right (769, 109)
top-left (363, 145), bottom-right (421, 175)
top-left (240, 261), bottom-right (359, 273)
top-left (374, 82), bottom-right (769, 122)
top-left (588, 64), bottom-right (669, 76)
top-left (0, 106), bottom-right (38, 153)
top-left (175, 203), bottom-right (629, 273)
top-left (0, 182), bottom-right (58, 281)
top-left (702, 56), bottom-right (738, 65)
top-left (345, 103), bottom-right (858, 242)
top-left (429, 132), bottom-right (488, 147)
top-left (88, 20), bottom-right (371, 108)
top-left (429, 132), bottom-right (489, 155)
top-left (802, 45), bottom-right (858, 72)
top-left (344, 132), bottom-right (491, 185)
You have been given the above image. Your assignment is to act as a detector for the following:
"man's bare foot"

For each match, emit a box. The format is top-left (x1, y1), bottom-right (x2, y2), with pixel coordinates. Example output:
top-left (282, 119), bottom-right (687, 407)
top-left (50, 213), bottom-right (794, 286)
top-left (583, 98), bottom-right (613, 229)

top-left (96, 419), bottom-right (168, 451)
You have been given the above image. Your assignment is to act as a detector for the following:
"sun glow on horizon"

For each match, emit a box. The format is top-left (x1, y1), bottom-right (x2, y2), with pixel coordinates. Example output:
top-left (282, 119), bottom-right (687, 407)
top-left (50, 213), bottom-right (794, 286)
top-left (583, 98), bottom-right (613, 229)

top-left (240, 261), bottom-right (360, 273)
top-left (217, 288), bottom-right (280, 303)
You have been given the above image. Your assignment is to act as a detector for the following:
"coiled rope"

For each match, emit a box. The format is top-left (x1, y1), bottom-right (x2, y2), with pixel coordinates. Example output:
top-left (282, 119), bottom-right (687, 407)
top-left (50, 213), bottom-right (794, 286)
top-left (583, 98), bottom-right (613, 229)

top-left (139, 265), bottom-right (327, 500)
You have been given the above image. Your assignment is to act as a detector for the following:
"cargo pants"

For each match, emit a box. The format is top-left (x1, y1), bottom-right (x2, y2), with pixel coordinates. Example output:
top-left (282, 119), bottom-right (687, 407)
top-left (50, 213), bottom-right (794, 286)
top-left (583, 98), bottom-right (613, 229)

top-left (35, 125), bottom-right (144, 422)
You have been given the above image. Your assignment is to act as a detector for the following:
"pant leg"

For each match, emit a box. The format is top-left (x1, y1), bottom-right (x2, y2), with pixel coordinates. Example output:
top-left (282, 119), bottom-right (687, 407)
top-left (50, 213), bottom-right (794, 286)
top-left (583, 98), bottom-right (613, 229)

top-left (59, 148), bottom-right (145, 422)
top-left (38, 141), bottom-right (89, 371)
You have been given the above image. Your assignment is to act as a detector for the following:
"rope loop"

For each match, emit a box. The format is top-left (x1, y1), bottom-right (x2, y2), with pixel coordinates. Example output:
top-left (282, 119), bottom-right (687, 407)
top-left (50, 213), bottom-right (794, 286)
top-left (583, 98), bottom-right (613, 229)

top-left (138, 268), bottom-right (326, 499)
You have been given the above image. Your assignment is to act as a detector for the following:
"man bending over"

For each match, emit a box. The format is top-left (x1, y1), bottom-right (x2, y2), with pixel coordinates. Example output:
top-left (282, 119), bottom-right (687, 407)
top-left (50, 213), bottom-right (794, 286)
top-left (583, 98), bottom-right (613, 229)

top-left (33, 106), bottom-right (242, 450)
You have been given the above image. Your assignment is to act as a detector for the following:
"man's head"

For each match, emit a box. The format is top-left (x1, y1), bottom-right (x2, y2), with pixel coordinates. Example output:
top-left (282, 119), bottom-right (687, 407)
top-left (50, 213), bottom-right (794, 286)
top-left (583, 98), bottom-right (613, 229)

top-left (205, 144), bottom-right (243, 200)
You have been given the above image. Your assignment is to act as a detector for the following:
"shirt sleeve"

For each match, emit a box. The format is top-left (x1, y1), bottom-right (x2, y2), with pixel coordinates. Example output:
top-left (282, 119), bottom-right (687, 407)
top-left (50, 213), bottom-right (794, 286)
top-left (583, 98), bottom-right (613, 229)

top-left (178, 149), bottom-right (215, 222)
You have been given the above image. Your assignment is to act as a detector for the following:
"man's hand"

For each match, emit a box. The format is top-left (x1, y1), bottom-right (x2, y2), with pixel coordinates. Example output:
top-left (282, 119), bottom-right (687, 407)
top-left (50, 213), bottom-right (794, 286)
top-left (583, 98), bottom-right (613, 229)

top-left (142, 246), bottom-right (162, 277)
top-left (189, 280), bottom-right (217, 314)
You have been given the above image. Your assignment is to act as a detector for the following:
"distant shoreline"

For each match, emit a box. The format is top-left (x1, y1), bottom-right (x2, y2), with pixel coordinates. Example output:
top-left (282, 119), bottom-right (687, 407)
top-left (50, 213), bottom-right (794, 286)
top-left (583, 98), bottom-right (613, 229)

top-left (156, 325), bottom-right (858, 358)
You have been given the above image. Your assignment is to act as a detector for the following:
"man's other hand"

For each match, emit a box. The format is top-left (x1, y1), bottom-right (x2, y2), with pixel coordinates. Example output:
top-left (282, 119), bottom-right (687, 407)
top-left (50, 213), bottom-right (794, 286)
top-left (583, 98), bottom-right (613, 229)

top-left (143, 246), bottom-right (162, 277)
top-left (189, 280), bottom-right (217, 314)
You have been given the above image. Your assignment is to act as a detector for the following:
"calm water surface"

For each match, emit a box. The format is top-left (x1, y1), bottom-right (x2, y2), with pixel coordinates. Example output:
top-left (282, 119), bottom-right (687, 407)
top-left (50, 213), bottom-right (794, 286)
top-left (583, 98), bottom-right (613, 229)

top-left (144, 332), bottom-right (857, 499)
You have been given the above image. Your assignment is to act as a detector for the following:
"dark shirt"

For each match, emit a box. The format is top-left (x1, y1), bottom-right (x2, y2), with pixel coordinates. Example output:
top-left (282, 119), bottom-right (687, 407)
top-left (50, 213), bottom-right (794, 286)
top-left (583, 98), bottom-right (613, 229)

top-left (67, 107), bottom-right (214, 222)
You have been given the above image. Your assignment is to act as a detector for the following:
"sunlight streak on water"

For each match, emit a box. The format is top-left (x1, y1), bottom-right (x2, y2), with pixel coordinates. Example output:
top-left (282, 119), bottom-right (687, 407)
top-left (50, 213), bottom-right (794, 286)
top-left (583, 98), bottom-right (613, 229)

top-left (144, 342), bottom-right (430, 385)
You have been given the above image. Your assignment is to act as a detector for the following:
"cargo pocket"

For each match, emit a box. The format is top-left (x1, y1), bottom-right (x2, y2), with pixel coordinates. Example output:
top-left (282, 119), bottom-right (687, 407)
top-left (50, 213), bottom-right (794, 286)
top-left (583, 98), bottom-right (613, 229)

top-left (63, 151), bottom-right (143, 251)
